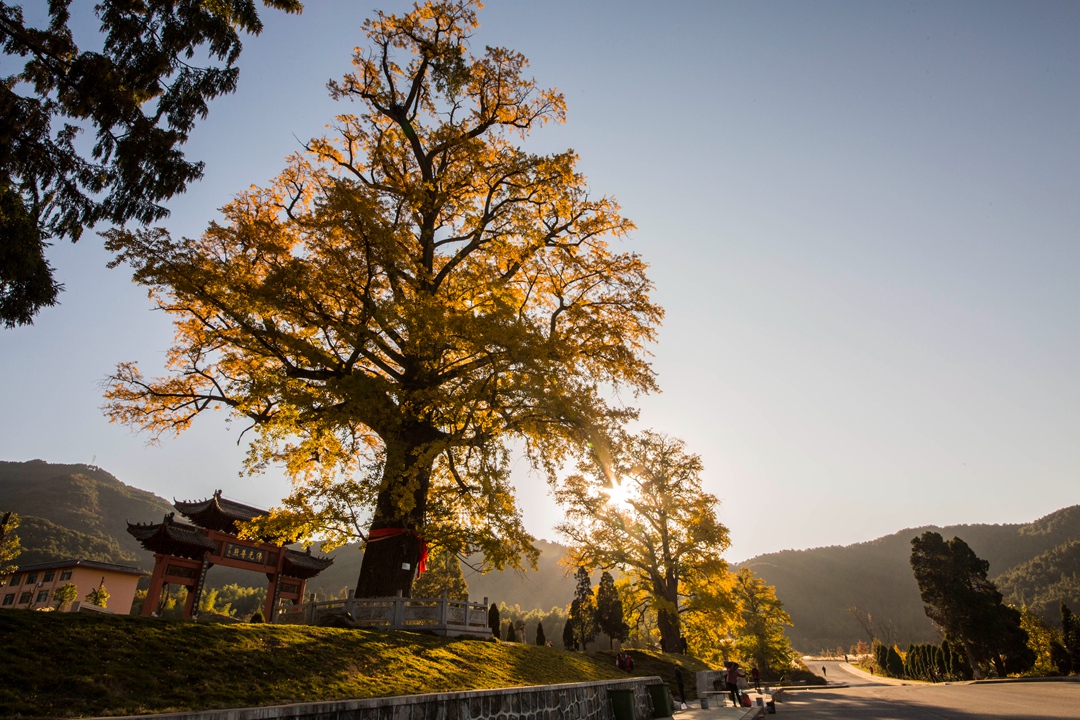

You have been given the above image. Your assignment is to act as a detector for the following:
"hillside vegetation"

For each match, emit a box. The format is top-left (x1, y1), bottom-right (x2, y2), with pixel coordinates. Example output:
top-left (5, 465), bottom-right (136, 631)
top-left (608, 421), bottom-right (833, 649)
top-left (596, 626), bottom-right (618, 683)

top-left (742, 505), bottom-right (1080, 652)
top-left (0, 612), bottom-right (707, 719)
top-left (0, 460), bottom-right (174, 567)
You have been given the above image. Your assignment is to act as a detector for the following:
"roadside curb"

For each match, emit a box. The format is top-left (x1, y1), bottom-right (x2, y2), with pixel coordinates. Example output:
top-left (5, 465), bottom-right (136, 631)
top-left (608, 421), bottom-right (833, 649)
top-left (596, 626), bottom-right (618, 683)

top-left (972, 676), bottom-right (1080, 685)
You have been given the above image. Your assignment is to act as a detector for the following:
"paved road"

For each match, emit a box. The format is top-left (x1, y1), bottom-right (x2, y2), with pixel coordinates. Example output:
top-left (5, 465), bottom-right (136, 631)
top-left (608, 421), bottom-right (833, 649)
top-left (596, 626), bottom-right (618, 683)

top-left (775, 660), bottom-right (1080, 719)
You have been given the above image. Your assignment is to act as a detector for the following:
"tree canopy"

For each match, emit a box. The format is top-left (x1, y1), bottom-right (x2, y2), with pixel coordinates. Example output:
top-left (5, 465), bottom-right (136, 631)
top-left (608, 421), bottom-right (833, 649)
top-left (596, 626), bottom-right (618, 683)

top-left (0, 511), bottom-right (20, 574)
top-left (910, 531), bottom-right (1033, 677)
top-left (104, 0), bottom-right (661, 598)
top-left (410, 545), bottom-right (468, 600)
top-left (555, 430), bottom-right (730, 652)
top-left (0, 0), bottom-right (303, 326)
top-left (731, 568), bottom-right (796, 674)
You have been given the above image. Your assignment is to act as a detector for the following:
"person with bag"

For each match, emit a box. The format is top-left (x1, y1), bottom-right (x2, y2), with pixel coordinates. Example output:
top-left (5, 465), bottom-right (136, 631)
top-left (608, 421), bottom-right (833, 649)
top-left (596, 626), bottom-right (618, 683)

top-left (724, 662), bottom-right (742, 707)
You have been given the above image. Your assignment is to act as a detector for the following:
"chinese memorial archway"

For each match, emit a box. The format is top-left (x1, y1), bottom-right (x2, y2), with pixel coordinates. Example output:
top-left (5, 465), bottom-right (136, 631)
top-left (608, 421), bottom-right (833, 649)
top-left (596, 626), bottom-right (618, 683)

top-left (128, 490), bottom-right (333, 620)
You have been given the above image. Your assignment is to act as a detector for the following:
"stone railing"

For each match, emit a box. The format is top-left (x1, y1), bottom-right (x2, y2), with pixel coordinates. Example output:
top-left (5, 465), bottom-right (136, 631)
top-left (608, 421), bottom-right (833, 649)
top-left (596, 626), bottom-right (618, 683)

top-left (273, 590), bottom-right (492, 638)
top-left (96, 676), bottom-right (665, 720)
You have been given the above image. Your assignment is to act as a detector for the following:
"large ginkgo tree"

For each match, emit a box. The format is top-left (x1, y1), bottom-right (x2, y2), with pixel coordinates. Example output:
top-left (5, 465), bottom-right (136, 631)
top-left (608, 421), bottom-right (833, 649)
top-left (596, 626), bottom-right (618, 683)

top-left (103, 0), bottom-right (662, 598)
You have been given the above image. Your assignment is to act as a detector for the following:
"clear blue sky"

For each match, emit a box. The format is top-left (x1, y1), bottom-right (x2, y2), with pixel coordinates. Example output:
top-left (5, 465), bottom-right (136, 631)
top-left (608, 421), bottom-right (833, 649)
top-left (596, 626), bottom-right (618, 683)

top-left (2, 1), bottom-right (1077, 562)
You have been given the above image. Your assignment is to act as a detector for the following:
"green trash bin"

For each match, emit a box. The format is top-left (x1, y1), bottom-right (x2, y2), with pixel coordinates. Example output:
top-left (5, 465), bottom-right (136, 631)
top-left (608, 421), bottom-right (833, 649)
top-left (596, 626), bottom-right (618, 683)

top-left (646, 683), bottom-right (674, 718)
top-left (608, 688), bottom-right (636, 720)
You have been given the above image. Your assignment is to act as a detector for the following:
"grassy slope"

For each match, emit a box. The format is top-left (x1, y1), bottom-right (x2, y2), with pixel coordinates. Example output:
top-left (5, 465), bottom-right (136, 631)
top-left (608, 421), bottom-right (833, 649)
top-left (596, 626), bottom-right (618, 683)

top-left (0, 613), bottom-right (709, 719)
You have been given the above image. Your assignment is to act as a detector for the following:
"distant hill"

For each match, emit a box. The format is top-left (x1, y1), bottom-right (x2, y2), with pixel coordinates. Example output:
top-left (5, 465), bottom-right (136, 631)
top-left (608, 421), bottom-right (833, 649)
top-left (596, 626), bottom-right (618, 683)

top-left (0, 460), bottom-right (582, 610)
top-left (0, 460), bottom-right (174, 567)
top-left (740, 505), bottom-right (1080, 653)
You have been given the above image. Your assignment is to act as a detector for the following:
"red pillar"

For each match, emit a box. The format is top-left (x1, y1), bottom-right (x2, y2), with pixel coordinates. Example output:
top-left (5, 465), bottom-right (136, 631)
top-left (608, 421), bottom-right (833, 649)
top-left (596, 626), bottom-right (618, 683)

top-left (142, 554), bottom-right (169, 617)
top-left (181, 584), bottom-right (198, 619)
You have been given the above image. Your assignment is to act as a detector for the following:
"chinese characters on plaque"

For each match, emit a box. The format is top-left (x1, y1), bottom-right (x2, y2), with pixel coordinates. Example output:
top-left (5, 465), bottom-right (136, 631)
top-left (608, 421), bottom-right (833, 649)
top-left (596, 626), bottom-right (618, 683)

top-left (223, 542), bottom-right (265, 564)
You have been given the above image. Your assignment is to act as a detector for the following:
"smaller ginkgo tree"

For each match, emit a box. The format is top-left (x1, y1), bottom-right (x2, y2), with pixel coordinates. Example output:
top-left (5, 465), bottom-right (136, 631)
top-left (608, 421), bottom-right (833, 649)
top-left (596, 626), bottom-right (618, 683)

top-left (556, 430), bottom-right (731, 652)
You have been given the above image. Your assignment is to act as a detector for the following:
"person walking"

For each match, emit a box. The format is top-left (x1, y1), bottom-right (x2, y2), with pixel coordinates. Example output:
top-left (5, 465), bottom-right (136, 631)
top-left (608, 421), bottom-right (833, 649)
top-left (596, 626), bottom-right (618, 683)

top-left (674, 664), bottom-right (686, 706)
top-left (751, 666), bottom-right (761, 693)
top-left (725, 662), bottom-right (743, 707)
top-left (822, 665), bottom-right (828, 682)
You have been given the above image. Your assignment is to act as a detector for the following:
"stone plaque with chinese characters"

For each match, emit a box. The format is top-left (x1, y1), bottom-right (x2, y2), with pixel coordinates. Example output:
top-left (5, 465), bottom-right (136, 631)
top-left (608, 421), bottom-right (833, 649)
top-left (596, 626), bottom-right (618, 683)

top-left (224, 542), bottom-right (265, 564)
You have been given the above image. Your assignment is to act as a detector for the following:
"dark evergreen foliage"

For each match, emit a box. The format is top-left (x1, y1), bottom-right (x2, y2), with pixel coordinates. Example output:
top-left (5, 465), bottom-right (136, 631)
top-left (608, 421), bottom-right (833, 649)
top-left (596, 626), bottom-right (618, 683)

top-left (910, 531), bottom-right (1033, 678)
top-left (0, 0), bottom-right (303, 325)
top-left (568, 567), bottom-right (598, 650)
top-left (885, 644), bottom-right (904, 678)
top-left (535, 621), bottom-right (546, 646)
top-left (872, 639), bottom-right (889, 675)
top-left (487, 603), bottom-right (500, 639)
top-left (1049, 640), bottom-right (1071, 675)
top-left (562, 611), bottom-right (576, 650)
top-left (594, 571), bottom-right (628, 650)
top-left (1063, 602), bottom-right (1080, 672)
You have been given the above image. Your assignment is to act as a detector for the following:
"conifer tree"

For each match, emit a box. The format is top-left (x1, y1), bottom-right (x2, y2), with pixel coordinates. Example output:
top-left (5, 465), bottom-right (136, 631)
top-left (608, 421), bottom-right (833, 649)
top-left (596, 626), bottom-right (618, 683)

top-left (595, 571), bottom-right (629, 650)
top-left (886, 644), bottom-right (904, 678)
top-left (1063, 602), bottom-right (1080, 672)
top-left (563, 607), bottom-right (577, 649)
top-left (873, 640), bottom-right (889, 675)
top-left (488, 603), bottom-right (500, 639)
top-left (569, 567), bottom-right (598, 650)
top-left (535, 621), bottom-right (547, 646)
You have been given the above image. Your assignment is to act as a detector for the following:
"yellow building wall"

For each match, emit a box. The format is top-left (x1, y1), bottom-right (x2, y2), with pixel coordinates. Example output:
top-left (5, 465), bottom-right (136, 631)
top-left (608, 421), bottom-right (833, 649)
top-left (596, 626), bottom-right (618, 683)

top-left (1, 566), bottom-right (143, 614)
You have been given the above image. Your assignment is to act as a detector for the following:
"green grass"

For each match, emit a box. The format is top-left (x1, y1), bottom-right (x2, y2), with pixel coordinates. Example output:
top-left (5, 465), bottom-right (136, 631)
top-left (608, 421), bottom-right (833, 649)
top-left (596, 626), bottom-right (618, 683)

top-left (0, 613), bottom-right (710, 718)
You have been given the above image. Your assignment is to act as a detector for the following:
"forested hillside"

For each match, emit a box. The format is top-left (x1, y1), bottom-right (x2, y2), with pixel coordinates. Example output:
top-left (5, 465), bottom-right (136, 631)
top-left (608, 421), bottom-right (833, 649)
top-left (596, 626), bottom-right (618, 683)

top-left (742, 505), bottom-right (1080, 652)
top-left (0, 460), bottom-right (173, 567)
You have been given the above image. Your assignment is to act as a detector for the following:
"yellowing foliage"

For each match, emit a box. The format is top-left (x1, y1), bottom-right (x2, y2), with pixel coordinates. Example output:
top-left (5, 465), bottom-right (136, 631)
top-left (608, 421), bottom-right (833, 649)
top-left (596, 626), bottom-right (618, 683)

top-left (102, 0), bottom-right (661, 597)
top-left (556, 431), bottom-right (731, 652)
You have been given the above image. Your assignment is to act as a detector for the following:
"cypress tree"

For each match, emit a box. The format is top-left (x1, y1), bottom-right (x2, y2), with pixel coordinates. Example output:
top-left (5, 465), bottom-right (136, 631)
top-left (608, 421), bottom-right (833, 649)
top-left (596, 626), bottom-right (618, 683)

top-left (562, 610), bottom-right (576, 649)
top-left (536, 621), bottom-right (547, 646)
top-left (886, 644), bottom-right (904, 678)
top-left (873, 640), bottom-right (889, 674)
top-left (904, 644), bottom-right (917, 679)
top-left (1063, 602), bottom-right (1080, 672)
top-left (504, 620), bottom-right (515, 641)
top-left (488, 603), bottom-right (501, 639)
top-left (1050, 640), bottom-right (1071, 676)
top-left (595, 571), bottom-right (629, 650)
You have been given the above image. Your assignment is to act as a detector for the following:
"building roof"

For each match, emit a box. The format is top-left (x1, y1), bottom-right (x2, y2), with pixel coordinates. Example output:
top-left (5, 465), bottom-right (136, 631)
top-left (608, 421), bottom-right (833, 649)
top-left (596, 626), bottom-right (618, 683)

top-left (127, 514), bottom-right (217, 560)
top-left (8, 559), bottom-right (147, 576)
top-left (282, 548), bottom-right (335, 579)
top-left (173, 489), bottom-right (268, 534)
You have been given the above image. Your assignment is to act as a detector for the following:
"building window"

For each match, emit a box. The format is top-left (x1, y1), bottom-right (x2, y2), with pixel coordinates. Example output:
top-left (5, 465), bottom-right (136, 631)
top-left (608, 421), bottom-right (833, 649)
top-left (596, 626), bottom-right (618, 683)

top-left (59, 570), bottom-right (72, 581)
top-left (43, 570), bottom-right (55, 582)
top-left (18, 592), bottom-right (31, 604)
top-left (36, 590), bottom-right (49, 603)
top-left (25, 572), bottom-right (37, 584)
top-left (8, 575), bottom-right (19, 586)
top-left (2, 593), bottom-right (13, 606)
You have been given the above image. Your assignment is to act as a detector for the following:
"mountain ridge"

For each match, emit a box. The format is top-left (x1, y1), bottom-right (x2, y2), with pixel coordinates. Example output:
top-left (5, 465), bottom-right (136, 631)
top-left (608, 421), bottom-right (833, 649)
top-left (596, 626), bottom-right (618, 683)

top-left (739, 505), bottom-right (1080, 651)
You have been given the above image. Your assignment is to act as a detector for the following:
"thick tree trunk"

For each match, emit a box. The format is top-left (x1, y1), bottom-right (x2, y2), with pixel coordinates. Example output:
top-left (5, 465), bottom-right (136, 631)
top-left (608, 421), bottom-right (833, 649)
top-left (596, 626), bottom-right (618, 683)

top-left (962, 639), bottom-right (984, 680)
top-left (354, 424), bottom-right (440, 598)
top-left (654, 575), bottom-right (681, 653)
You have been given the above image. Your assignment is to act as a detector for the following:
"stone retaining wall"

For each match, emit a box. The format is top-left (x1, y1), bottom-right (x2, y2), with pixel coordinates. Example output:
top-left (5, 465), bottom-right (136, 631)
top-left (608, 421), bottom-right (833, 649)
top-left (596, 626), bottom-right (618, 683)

top-left (92, 677), bottom-right (664, 720)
